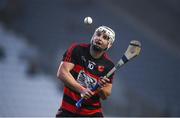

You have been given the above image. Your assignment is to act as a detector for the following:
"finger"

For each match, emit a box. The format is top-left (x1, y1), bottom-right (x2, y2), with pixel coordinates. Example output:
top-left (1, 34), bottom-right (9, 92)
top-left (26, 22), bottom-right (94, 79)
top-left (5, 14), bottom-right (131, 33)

top-left (98, 81), bottom-right (103, 86)
top-left (85, 89), bottom-right (95, 96)
top-left (104, 77), bottom-right (110, 82)
top-left (81, 93), bottom-right (89, 99)
top-left (100, 79), bottom-right (107, 84)
top-left (84, 92), bottom-right (92, 99)
top-left (99, 81), bottom-right (106, 87)
top-left (84, 95), bottom-right (89, 99)
top-left (80, 89), bottom-right (90, 98)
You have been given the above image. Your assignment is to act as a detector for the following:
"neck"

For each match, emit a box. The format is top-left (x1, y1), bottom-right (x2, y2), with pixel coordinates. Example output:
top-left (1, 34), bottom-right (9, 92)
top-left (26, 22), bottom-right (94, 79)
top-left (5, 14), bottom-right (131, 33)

top-left (90, 45), bottom-right (104, 59)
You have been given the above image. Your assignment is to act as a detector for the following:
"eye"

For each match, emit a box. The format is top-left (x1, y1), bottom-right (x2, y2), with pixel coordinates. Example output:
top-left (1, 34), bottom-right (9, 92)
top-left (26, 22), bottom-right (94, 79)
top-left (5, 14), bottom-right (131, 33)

top-left (103, 35), bottom-right (109, 40)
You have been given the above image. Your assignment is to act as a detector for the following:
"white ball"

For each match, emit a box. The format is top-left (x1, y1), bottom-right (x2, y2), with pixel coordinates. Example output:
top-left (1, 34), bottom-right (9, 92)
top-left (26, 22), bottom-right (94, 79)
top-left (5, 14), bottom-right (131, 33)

top-left (84, 16), bottom-right (93, 25)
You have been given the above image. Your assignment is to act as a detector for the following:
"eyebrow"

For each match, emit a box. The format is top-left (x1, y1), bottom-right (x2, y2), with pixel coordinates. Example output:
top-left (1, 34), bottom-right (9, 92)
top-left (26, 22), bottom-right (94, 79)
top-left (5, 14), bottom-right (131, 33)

top-left (96, 31), bottom-right (110, 38)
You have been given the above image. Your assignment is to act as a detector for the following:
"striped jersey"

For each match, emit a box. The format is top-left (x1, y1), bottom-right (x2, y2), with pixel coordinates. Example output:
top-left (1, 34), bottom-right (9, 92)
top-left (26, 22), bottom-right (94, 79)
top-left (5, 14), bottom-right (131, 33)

top-left (59, 43), bottom-right (114, 116)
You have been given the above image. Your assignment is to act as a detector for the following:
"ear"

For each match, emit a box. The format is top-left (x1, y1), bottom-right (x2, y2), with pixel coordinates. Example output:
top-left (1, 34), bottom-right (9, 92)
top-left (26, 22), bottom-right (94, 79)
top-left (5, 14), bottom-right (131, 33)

top-left (107, 42), bottom-right (112, 49)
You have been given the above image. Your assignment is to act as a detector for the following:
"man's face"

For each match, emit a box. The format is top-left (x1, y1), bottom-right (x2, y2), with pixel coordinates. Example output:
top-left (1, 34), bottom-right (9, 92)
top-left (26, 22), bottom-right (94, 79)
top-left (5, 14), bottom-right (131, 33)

top-left (92, 31), bottom-right (111, 51)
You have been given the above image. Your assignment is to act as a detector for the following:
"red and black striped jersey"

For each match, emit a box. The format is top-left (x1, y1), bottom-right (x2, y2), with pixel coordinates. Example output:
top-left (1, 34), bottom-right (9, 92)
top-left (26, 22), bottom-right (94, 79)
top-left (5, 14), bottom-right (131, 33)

top-left (60, 43), bottom-right (115, 116)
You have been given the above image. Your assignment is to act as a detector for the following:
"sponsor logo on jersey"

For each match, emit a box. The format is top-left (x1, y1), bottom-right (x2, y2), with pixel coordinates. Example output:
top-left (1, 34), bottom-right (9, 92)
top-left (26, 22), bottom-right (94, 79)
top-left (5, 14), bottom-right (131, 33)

top-left (98, 65), bottom-right (105, 72)
top-left (77, 70), bottom-right (97, 89)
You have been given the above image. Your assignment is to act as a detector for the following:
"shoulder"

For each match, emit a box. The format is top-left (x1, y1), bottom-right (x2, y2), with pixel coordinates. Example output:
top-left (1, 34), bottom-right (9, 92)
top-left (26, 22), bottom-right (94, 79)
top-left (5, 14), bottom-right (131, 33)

top-left (79, 43), bottom-right (90, 48)
top-left (68, 43), bottom-right (90, 50)
top-left (65, 43), bottom-right (90, 57)
top-left (73, 43), bottom-right (89, 53)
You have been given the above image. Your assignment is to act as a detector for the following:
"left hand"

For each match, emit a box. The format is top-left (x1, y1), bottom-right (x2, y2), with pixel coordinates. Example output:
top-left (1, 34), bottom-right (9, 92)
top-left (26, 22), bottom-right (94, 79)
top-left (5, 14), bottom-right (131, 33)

top-left (98, 76), bottom-right (110, 87)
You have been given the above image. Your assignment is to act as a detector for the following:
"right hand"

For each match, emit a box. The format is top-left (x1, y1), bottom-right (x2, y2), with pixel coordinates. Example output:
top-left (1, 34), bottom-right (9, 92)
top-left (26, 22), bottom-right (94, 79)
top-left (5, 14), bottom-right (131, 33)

top-left (80, 88), bottom-right (95, 99)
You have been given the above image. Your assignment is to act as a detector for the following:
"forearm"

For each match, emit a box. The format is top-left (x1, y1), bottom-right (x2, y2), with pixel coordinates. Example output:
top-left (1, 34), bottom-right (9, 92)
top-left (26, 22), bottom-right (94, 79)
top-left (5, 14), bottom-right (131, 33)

top-left (95, 84), bottom-right (112, 100)
top-left (99, 89), bottom-right (110, 100)
top-left (58, 71), bottom-right (85, 93)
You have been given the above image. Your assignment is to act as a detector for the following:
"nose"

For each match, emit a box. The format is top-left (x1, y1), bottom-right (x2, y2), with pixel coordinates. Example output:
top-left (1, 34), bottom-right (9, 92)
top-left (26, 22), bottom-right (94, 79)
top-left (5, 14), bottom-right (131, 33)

top-left (96, 35), bottom-right (104, 41)
top-left (95, 37), bottom-right (103, 43)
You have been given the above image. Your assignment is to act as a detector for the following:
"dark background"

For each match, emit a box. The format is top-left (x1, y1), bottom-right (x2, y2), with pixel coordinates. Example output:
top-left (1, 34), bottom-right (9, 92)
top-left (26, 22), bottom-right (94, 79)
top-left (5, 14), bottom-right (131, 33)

top-left (0, 0), bottom-right (180, 116)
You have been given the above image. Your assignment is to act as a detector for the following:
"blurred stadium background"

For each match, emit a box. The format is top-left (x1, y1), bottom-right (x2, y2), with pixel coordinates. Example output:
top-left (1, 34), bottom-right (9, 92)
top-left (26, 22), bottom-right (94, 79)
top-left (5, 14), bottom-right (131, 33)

top-left (0, 0), bottom-right (180, 117)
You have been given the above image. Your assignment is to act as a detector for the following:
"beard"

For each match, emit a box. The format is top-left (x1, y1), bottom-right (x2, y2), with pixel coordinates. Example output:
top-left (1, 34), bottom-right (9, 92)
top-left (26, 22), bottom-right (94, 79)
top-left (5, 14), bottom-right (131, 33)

top-left (92, 44), bottom-right (107, 52)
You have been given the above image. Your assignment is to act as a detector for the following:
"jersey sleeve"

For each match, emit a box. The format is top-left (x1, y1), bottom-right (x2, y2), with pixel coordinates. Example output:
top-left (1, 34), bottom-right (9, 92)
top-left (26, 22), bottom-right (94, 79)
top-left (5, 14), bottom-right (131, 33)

top-left (62, 43), bottom-right (78, 64)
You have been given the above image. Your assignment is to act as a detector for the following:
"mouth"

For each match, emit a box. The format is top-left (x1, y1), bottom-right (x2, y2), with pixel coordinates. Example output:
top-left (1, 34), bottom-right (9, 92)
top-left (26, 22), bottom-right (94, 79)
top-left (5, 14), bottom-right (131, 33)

top-left (94, 40), bottom-right (102, 46)
top-left (94, 42), bottom-right (103, 50)
top-left (92, 41), bottom-right (104, 52)
top-left (95, 42), bottom-right (101, 46)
